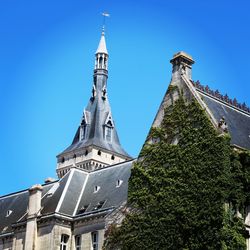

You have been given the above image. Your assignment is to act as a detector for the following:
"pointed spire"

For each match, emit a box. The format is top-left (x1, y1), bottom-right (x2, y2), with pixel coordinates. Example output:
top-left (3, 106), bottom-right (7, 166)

top-left (95, 28), bottom-right (108, 55)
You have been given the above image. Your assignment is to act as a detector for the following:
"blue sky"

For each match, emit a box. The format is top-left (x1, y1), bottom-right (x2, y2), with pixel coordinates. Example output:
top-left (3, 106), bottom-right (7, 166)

top-left (0, 0), bottom-right (249, 195)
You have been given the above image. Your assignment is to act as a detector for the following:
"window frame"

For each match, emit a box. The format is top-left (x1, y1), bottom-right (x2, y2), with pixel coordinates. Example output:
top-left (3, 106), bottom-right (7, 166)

top-left (60, 234), bottom-right (69, 250)
top-left (91, 231), bottom-right (99, 250)
top-left (105, 126), bottom-right (112, 142)
top-left (75, 235), bottom-right (81, 250)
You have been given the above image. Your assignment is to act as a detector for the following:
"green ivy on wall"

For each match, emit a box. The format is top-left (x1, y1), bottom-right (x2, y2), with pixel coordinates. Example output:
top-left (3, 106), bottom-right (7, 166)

top-left (104, 90), bottom-right (249, 250)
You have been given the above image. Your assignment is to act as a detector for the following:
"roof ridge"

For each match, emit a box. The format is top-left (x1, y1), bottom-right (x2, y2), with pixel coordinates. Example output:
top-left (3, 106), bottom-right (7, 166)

top-left (192, 80), bottom-right (250, 115)
top-left (0, 180), bottom-right (58, 199)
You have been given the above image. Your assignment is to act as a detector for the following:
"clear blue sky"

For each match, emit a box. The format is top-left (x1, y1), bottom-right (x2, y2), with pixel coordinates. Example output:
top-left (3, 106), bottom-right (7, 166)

top-left (0, 0), bottom-right (249, 195)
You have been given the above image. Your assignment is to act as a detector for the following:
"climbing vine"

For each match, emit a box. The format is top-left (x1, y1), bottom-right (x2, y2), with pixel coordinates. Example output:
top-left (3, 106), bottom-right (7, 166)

top-left (104, 90), bottom-right (249, 250)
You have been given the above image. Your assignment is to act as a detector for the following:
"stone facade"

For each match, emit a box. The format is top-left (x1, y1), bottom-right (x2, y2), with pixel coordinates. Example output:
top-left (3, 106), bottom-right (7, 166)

top-left (57, 146), bottom-right (126, 178)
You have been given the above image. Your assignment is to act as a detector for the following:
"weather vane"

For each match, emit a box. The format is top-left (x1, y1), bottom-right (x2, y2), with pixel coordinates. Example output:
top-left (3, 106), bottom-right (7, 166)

top-left (102, 12), bottom-right (110, 32)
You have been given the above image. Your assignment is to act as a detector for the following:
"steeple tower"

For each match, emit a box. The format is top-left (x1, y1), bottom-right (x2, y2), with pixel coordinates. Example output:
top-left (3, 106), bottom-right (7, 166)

top-left (56, 29), bottom-right (131, 178)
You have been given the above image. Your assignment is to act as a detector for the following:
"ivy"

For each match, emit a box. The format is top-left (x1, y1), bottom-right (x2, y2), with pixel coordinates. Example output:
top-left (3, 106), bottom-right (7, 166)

top-left (104, 92), bottom-right (249, 250)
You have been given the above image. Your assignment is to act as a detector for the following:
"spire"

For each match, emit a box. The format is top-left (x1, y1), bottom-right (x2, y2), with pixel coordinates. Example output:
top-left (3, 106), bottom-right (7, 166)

top-left (56, 26), bottom-right (131, 178)
top-left (95, 28), bottom-right (108, 55)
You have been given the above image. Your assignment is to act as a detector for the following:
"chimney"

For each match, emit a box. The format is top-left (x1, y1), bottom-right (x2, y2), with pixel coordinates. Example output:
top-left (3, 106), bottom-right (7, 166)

top-left (170, 51), bottom-right (195, 82)
top-left (24, 184), bottom-right (43, 250)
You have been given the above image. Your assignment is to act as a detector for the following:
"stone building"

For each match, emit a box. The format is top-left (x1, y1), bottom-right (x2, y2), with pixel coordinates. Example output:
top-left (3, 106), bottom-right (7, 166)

top-left (1, 29), bottom-right (250, 249)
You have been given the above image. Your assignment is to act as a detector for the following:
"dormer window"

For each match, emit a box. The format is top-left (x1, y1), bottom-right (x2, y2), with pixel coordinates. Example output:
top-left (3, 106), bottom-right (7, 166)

top-left (94, 186), bottom-right (100, 193)
top-left (6, 210), bottom-right (12, 217)
top-left (47, 182), bottom-right (60, 197)
top-left (79, 125), bottom-right (88, 141)
top-left (104, 113), bottom-right (114, 142)
top-left (93, 201), bottom-right (105, 210)
top-left (105, 126), bottom-right (112, 142)
top-left (78, 205), bottom-right (89, 214)
top-left (116, 179), bottom-right (123, 187)
top-left (79, 111), bottom-right (89, 141)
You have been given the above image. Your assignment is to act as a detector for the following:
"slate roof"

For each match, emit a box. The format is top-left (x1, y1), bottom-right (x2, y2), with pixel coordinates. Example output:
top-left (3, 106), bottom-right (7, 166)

top-left (62, 94), bottom-right (130, 158)
top-left (197, 89), bottom-right (250, 150)
top-left (0, 183), bottom-right (54, 235)
top-left (0, 160), bottom-right (133, 235)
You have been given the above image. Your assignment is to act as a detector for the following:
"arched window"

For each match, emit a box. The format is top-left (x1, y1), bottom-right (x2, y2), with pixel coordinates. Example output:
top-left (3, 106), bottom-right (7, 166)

top-left (99, 56), bottom-right (103, 68)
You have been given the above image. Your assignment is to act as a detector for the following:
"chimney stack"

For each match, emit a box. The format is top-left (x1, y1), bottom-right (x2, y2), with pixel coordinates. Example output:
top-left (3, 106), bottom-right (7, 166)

top-left (24, 184), bottom-right (43, 250)
top-left (170, 51), bottom-right (194, 81)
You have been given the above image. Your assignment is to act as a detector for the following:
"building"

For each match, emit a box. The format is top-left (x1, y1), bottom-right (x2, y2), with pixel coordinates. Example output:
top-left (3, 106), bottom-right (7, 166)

top-left (0, 29), bottom-right (133, 250)
top-left (1, 31), bottom-right (250, 250)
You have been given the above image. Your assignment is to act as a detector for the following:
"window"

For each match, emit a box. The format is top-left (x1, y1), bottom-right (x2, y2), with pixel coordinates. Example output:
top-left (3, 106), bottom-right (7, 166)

top-left (99, 56), bottom-right (103, 68)
top-left (60, 234), bottom-right (69, 250)
top-left (91, 232), bottom-right (98, 250)
top-left (47, 182), bottom-right (60, 197)
top-left (105, 127), bottom-right (112, 142)
top-left (93, 201), bottom-right (105, 211)
top-left (97, 150), bottom-right (101, 156)
top-left (75, 235), bottom-right (81, 250)
top-left (78, 205), bottom-right (89, 214)
top-left (94, 186), bottom-right (100, 193)
top-left (111, 155), bottom-right (115, 160)
top-left (116, 179), bottom-right (123, 187)
top-left (80, 127), bottom-right (84, 141)
top-left (80, 125), bottom-right (88, 141)
top-left (6, 210), bottom-right (12, 217)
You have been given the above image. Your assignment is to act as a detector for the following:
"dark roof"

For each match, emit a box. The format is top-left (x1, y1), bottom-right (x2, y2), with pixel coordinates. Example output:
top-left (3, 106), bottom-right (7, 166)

top-left (197, 90), bottom-right (250, 150)
top-left (0, 160), bottom-right (133, 235)
top-left (61, 93), bottom-right (130, 157)
top-left (0, 183), bottom-right (54, 235)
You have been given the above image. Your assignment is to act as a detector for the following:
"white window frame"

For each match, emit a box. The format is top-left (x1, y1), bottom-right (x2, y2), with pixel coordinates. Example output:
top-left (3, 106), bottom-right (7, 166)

top-left (60, 234), bottom-right (69, 250)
